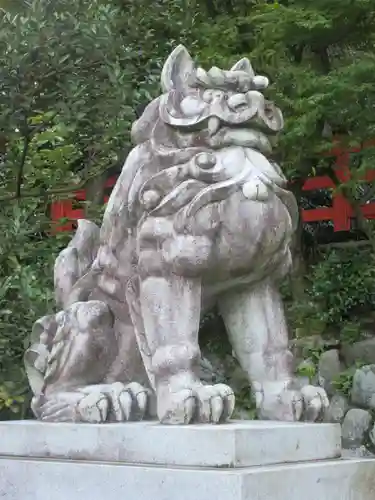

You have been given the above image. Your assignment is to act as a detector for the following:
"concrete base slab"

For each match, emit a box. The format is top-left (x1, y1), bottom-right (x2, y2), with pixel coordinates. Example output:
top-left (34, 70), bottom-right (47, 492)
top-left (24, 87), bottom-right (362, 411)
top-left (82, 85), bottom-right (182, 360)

top-left (0, 420), bottom-right (341, 467)
top-left (1, 456), bottom-right (375, 500)
top-left (1, 420), bottom-right (374, 500)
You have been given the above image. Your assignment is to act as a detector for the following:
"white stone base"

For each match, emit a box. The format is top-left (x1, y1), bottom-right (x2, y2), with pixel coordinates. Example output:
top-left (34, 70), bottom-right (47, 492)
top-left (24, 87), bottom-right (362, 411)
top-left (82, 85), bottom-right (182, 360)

top-left (2, 456), bottom-right (375, 500)
top-left (1, 420), bottom-right (375, 500)
top-left (0, 420), bottom-right (341, 467)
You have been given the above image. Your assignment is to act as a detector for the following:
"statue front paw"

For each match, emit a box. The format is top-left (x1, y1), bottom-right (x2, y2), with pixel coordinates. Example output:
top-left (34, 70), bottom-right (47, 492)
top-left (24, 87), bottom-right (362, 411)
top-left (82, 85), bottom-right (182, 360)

top-left (255, 383), bottom-right (329, 422)
top-left (299, 385), bottom-right (330, 421)
top-left (35, 382), bottom-right (150, 423)
top-left (36, 392), bottom-right (109, 423)
top-left (106, 382), bottom-right (150, 422)
top-left (157, 380), bottom-right (235, 425)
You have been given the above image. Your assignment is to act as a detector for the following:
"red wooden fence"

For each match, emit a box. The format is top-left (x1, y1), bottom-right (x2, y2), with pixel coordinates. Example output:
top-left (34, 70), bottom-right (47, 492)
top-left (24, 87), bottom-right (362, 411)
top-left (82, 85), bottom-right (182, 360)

top-left (50, 176), bottom-right (117, 232)
top-left (50, 143), bottom-right (375, 233)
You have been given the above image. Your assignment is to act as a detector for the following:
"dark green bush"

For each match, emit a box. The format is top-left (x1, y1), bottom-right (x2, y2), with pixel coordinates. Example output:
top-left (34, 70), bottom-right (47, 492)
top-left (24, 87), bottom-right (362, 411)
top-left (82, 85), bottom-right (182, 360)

top-left (283, 247), bottom-right (375, 339)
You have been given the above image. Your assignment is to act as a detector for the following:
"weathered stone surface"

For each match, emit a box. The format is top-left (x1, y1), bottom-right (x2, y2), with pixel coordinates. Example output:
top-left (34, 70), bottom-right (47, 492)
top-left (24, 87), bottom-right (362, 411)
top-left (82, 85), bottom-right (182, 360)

top-left (318, 349), bottom-right (342, 396)
top-left (323, 394), bottom-right (349, 424)
top-left (342, 409), bottom-right (372, 449)
top-left (351, 365), bottom-right (375, 409)
top-left (2, 421), bottom-right (375, 500)
top-left (0, 420), bottom-right (341, 468)
top-left (23, 45), bottom-right (329, 425)
top-left (2, 457), bottom-right (375, 500)
top-left (342, 338), bottom-right (375, 366)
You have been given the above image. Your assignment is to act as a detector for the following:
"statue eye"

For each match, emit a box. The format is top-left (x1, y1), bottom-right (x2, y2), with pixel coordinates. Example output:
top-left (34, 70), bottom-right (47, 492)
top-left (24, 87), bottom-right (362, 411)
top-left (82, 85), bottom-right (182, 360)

top-left (180, 96), bottom-right (206, 116)
top-left (202, 90), bottom-right (213, 103)
top-left (212, 90), bottom-right (224, 100)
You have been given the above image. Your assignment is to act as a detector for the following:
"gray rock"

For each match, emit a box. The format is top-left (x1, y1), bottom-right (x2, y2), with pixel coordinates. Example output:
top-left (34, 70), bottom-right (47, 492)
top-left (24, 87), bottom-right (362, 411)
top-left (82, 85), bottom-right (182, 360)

top-left (342, 408), bottom-right (372, 449)
top-left (323, 394), bottom-right (349, 424)
top-left (351, 365), bottom-right (375, 409)
top-left (342, 446), bottom-right (375, 458)
top-left (342, 338), bottom-right (375, 366)
top-left (290, 335), bottom-right (323, 361)
top-left (368, 422), bottom-right (375, 449)
top-left (318, 349), bottom-right (342, 396)
top-left (290, 335), bottom-right (339, 357)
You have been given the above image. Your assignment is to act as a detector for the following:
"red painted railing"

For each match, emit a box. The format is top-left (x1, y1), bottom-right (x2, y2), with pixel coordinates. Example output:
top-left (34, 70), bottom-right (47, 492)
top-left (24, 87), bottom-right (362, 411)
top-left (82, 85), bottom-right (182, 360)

top-left (301, 142), bottom-right (375, 231)
top-left (50, 142), bottom-right (375, 233)
top-left (50, 176), bottom-right (117, 232)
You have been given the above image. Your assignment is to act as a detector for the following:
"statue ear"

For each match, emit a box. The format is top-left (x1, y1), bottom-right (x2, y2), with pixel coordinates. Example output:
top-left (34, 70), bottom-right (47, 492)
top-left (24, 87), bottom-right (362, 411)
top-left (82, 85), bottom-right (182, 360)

top-left (230, 58), bottom-right (254, 76)
top-left (161, 45), bottom-right (194, 92)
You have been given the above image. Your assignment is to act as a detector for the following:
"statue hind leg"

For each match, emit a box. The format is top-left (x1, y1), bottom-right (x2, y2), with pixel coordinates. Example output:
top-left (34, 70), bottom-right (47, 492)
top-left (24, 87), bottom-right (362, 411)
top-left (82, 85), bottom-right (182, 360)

top-left (26, 221), bottom-right (150, 423)
top-left (218, 278), bottom-right (329, 421)
top-left (28, 300), bottom-right (150, 423)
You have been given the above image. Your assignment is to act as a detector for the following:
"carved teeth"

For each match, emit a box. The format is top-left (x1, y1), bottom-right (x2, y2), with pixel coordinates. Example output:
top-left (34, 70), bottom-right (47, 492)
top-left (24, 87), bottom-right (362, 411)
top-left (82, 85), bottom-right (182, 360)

top-left (207, 116), bottom-right (220, 136)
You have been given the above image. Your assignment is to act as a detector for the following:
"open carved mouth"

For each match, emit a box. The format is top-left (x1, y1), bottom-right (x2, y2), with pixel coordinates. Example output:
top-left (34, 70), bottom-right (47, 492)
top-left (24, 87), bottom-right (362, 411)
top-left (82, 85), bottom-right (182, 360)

top-left (175, 117), bottom-right (278, 140)
top-left (161, 89), bottom-right (284, 135)
top-left (206, 116), bottom-right (279, 137)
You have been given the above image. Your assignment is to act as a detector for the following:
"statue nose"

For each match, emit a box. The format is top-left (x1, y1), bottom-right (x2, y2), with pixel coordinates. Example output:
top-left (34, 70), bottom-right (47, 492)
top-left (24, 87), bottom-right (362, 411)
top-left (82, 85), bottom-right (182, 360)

top-left (227, 93), bottom-right (248, 111)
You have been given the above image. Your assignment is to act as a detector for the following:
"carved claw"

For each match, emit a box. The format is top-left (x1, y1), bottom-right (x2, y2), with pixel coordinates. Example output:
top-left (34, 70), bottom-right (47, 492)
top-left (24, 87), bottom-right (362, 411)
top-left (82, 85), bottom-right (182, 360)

top-left (77, 393), bottom-right (109, 423)
top-left (158, 383), bottom-right (235, 425)
top-left (107, 382), bottom-right (150, 422)
top-left (256, 384), bottom-right (329, 422)
top-left (160, 388), bottom-right (196, 425)
top-left (300, 385), bottom-right (329, 422)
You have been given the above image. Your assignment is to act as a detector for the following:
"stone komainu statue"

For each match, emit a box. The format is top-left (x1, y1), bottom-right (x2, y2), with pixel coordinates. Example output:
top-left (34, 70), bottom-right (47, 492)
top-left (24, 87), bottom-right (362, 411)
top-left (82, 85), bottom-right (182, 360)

top-left (24, 46), bottom-right (328, 424)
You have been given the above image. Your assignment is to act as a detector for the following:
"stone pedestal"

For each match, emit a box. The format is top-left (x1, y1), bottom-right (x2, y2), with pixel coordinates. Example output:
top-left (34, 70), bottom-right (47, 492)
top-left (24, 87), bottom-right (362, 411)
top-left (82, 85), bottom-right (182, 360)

top-left (1, 420), bottom-right (375, 500)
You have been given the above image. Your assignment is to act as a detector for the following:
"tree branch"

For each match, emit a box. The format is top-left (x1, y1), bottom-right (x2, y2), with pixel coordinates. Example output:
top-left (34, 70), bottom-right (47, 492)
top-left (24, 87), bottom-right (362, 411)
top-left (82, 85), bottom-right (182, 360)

top-left (0, 165), bottom-right (114, 203)
top-left (289, 44), bottom-right (304, 64)
top-left (314, 47), bottom-right (331, 73)
top-left (15, 135), bottom-right (30, 199)
top-left (13, 112), bottom-right (60, 199)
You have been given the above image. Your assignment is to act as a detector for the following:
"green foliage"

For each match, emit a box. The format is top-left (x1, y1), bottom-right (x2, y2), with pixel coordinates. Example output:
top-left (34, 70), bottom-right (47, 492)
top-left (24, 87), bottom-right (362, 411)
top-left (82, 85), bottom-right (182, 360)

top-left (0, 0), bottom-right (143, 203)
top-left (332, 368), bottom-right (356, 398)
top-left (232, 387), bottom-right (257, 420)
top-left (283, 247), bottom-right (375, 339)
top-left (307, 249), bottom-right (375, 325)
top-left (247, 0), bottom-right (375, 177)
top-left (0, 0), bottom-right (144, 418)
top-left (296, 359), bottom-right (317, 383)
top-left (332, 362), bottom-right (367, 398)
top-left (2, 0), bottom-right (375, 420)
top-left (0, 381), bottom-right (26, 417)
top-left (340, 321), bottom-right (363, 344)
top-left (0, 202), bottom-right (70, 419)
